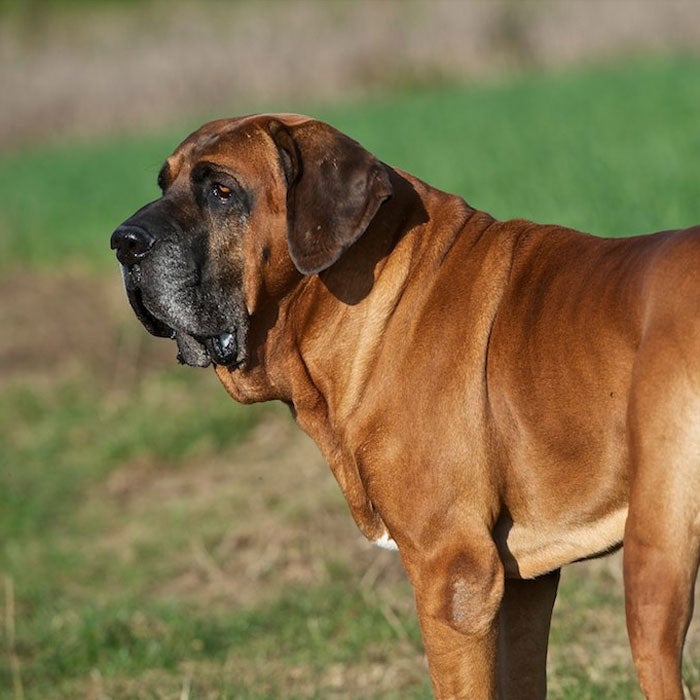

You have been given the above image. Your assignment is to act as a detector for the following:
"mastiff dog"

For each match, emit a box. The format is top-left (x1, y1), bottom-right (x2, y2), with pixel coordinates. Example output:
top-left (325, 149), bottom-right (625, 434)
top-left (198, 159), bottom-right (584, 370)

top-left (111, 113), bottom-right (700, 699)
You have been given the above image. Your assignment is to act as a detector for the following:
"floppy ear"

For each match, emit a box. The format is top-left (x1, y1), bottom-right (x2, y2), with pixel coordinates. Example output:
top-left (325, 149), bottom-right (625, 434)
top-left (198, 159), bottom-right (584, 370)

top-left (269, 120), bottom-right (393, 275)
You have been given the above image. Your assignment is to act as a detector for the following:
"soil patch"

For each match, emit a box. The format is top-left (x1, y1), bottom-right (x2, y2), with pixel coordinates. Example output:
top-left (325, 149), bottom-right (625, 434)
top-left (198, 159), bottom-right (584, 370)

top-left (96, 411), bottom-right (410, 609)
top-left (0, 269), bottom-right (173, 387)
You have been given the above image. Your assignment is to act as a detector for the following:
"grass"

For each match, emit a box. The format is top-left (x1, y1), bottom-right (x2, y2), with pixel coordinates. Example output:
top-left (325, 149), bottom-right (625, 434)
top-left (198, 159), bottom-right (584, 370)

top-left (2, 56), bottom-right (700, 271)
top-left (2, 56), bottom-right (700, 697)
top-left (11, 572), bottom-right (426, 698)
top-left (0, 371), bottom-right (261, 538)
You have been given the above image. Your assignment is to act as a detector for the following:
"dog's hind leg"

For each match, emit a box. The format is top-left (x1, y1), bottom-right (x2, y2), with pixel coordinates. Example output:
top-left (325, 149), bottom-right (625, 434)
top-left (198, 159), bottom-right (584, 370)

top-left (624, 512), bottom-right (699, 699)
top-left (624, 348), bottom-right (700, 699)
top-left (497, 569), bottom-right (560, 699)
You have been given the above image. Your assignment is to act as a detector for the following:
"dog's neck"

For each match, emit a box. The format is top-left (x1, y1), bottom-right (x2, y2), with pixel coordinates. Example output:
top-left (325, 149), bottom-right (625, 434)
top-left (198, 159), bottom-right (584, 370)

top-left (214, 170), bottom-right (486, 415)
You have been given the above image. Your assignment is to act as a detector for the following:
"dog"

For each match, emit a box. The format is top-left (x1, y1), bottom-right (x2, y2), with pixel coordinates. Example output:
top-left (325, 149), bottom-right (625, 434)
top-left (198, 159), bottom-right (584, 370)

top-left (111, 113), bottom-right (700, 698)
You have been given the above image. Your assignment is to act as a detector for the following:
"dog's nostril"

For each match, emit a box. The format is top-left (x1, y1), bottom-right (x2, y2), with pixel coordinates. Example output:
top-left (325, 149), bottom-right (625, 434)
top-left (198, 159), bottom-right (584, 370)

top-left (110, 225), bottom-right (156, 266)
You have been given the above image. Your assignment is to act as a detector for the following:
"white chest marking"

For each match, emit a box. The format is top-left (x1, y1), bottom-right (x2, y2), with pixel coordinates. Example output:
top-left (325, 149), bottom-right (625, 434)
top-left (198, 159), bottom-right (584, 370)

top-left (374, 533), bottom-right (399, 551)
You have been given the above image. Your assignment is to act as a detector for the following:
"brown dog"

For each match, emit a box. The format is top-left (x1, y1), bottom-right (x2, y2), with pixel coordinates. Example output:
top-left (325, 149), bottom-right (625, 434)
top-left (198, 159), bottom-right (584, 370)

top-left (111, 113), bottom-right (700, 699)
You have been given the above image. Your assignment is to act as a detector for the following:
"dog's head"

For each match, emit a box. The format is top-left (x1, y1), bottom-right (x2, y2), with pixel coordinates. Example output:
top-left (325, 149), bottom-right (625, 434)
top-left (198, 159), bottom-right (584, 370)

top-left (111, 114), bottom-right (392, 368)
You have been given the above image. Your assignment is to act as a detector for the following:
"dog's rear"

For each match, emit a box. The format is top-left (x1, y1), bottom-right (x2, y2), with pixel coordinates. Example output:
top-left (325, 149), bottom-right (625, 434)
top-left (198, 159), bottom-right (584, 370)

top-left (618, 227), bottom-right (700, 697)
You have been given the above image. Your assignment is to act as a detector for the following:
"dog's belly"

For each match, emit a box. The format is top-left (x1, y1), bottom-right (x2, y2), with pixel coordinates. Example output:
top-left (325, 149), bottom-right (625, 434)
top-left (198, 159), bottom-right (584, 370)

top-left (496, 505), bottom-right (628, 579)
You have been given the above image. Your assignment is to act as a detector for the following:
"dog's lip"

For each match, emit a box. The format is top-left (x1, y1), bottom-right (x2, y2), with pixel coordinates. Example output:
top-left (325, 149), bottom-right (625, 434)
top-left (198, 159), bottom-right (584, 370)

top-left (126, 289), bottom-right (245, 368)
top-left (119, 265), bottom-right (246, 369)
top-left (125, 285), bottom-right (176, 339)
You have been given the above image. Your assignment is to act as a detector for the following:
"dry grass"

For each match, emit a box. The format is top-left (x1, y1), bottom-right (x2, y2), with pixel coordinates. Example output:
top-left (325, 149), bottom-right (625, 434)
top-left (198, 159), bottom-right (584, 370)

top-left (93, 410), bottom-right (410, 610)
top-left (2, 0), bottom-right (700, 147)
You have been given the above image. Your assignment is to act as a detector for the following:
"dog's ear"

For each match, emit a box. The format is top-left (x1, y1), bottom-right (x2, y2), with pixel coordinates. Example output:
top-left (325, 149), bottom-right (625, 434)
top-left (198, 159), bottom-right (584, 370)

top-left (268, 120), bottom-right (393, 275)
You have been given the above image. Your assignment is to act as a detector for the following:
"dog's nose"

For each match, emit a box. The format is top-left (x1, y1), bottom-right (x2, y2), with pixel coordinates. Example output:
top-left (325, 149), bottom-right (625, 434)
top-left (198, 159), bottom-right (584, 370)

top-left (110, 225), bottom-right (156, 266)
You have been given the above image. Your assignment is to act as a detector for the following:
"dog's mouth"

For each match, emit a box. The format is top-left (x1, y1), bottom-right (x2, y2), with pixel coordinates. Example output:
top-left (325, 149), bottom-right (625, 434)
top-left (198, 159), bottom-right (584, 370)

top-left (122, 270), bottom-right (246, 369)
top-left (171, 328), bottom-right (246, 369)
top-left (200, 330), bottom-right (246, 367)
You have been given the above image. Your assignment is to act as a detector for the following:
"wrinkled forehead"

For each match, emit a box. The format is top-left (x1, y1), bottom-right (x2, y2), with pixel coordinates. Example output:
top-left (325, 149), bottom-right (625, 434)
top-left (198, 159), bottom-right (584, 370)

top-left (165, 113), bottom-right (311, 177)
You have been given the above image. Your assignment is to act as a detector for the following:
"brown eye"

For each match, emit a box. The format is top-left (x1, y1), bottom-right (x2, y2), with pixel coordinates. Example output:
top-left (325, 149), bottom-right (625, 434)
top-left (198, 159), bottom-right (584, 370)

top-left (211, 183), bottom-right (232, 202)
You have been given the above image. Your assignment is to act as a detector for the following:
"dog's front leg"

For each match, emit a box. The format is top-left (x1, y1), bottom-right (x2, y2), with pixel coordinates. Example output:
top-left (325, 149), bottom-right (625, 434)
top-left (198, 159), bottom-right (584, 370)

top-left (408, 536), bottom-right (504, 699)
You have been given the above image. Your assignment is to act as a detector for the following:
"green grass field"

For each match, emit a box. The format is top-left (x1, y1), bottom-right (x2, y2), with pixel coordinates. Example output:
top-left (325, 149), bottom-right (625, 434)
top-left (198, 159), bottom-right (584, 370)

top-left (2, 56), bottom-right (700, 698)
top-left (2, 56), bottom-right (700, 271)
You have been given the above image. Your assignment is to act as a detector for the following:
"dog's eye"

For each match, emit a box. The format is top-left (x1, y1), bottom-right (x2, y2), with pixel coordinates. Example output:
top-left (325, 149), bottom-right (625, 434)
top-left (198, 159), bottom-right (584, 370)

top-left (210, 183), bottom-right (233, 203)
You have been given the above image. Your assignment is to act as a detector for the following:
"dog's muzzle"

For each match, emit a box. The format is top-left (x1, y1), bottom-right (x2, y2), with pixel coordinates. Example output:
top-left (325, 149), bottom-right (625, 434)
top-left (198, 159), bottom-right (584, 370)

top-left (111, 225), bottom-right (247, 369)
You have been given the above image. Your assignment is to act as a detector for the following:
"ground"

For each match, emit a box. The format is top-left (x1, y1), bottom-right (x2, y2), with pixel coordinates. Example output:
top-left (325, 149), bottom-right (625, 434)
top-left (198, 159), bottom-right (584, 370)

top-left (3, 269), bottom-right (699, 697)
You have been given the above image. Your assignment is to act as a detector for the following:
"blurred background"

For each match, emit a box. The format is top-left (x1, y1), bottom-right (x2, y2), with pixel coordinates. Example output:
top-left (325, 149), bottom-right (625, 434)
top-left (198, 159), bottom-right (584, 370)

top-left (1, 1), bottom-right (700, 697)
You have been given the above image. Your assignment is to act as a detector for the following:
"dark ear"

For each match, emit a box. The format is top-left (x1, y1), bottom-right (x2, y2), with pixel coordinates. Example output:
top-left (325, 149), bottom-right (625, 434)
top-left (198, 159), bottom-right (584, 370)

top-left (269, 120), bottom-right (392, 275)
